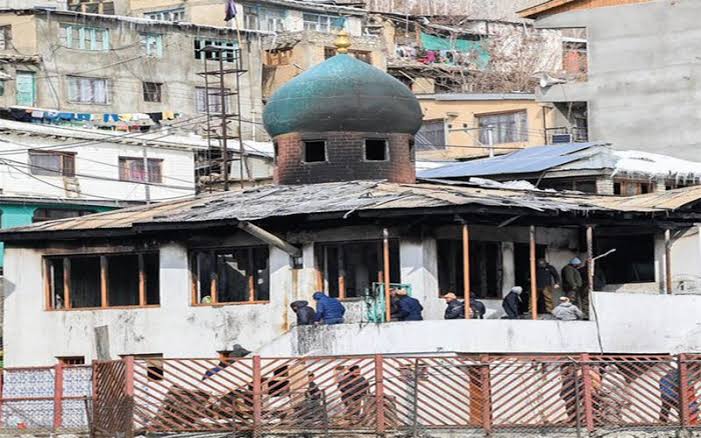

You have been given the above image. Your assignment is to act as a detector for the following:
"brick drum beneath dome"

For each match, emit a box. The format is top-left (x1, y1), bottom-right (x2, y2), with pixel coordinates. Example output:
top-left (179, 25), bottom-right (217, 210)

top-left (273, 132), bottom-right (416, 185)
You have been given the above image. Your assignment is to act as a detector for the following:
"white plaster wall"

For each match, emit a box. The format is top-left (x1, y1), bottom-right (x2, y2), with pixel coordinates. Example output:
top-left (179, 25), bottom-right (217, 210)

top-left (0, 134), bottom-right (196, 202)
top-left (4, 243), bottom-right (291, 367)
top-left (260, 292), bottom-right (701, 357)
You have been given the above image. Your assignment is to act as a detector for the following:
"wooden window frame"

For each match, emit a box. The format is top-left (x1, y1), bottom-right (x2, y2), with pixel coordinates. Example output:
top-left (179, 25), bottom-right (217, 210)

top-left (190, 246), bottom-right (270, 307)
top-left (28, 150), bottom-right (76, 177)
top-left (43, 252), bottom-right (159, 311)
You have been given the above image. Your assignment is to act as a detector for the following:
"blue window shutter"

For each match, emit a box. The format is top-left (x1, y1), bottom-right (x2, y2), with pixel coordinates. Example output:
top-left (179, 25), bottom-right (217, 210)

top-left (102, 29), bottom-right (110, 50)
top-left (15, 72), bottom-right (35, 106)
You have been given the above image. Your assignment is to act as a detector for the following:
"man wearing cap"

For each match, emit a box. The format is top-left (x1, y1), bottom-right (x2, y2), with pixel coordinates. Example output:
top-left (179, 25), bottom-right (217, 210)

top-left (395, 289), bottom-right (423, 321)
top-left (552, 296), bottom-right (584, 321)
top-left (443, 293), bottom-right (465, 319)
top-left (561, 257), bottom-right (584, 301)
top-left (502, 286), bottom-right (523, 319)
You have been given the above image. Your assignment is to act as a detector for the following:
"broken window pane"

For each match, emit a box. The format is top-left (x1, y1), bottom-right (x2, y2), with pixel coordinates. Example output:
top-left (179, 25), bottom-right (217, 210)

top-left (144, 253), bottom-right (160, 305)
top-left (192, 247), bottom-right (270, 304)
top-left (108, 254), bottom-right (139, 306)
top-left (48, 258), bottom-right (65, 309)
top-left (319, 240), bottom-right (400, 299)
top-left (437, 239), bottom-right (501, 299)
top-left (70, 256), bottom-right (101, 308)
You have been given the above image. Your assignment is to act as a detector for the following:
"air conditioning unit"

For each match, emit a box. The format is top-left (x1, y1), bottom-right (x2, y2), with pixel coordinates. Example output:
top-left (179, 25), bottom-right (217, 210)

top-left (551, 133), bottom-right (573, 143)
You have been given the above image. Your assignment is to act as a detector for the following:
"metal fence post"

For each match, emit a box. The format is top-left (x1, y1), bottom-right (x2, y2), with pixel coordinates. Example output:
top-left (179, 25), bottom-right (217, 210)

top-left (53, 362), bottom-right (64, 431)
top-left (678, 353), bottom-right (690, 428)
top-left (253, 355), bottom-right (262, 436)
top-left (480, 354), bottom-right (492, 434)
top-left (375, 354), bottom-right (386, 436)
top-left (123, 355), bottom-right (135, 438)
top-left (580, 353), bottom-right (595, 433)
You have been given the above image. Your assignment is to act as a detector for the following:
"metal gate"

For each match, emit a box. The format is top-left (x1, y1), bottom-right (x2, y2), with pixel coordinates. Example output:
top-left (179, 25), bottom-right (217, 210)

top-left (92, 360), bottom-right (133, 437)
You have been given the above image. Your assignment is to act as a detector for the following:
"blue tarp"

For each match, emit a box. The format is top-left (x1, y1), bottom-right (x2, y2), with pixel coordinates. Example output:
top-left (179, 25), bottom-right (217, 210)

top-left (418, 143), bottom-right (601, 179)
top-left (420, 32), bottom-right (490, 69)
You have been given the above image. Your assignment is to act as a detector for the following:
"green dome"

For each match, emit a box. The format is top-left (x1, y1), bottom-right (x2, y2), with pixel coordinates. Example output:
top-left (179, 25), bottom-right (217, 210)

top-left (263, 54), bottom-right (423, 137)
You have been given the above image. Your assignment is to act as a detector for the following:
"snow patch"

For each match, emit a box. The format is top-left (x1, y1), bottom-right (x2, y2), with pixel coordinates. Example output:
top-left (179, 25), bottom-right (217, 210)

top-left (613, 150), bottom-right (701, 182)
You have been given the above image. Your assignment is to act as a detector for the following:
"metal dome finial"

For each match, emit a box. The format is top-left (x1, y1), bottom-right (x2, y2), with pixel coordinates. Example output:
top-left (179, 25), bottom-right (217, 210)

top-left (334, 30), bottom-right (351, 54)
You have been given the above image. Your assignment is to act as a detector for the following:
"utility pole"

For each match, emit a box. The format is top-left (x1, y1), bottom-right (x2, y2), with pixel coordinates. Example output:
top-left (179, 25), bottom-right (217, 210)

top-left (142, 143), bottom-right (151, 204)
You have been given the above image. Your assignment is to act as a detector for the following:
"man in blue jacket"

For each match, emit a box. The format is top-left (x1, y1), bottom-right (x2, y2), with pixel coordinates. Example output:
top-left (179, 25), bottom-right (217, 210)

top-left (396, 289), bottom-right (423, 321)
top-left (312, 292), bottom-right (346, 325)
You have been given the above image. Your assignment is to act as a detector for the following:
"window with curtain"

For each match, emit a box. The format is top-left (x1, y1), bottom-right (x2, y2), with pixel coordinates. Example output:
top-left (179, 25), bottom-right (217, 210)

top-left (477, 110), bottom-right (528, 144)
top-left (118, 157), bottom-right (163, 183)
top-left (67, 76), bottom-right (108, 104)
top-left (302, 13), bottom-right (345, 33)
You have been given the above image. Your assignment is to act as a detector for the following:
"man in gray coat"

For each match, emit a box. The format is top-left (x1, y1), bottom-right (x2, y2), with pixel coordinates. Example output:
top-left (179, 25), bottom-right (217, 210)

top-left (552, 296), bottom-right (584, 321)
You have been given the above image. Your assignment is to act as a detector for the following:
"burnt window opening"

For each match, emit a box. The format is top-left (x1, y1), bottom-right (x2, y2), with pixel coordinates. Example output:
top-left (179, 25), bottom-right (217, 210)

top-left (437, 239), bottom-right (502, 300)
top-left (303, 140), bottom-right (326, 163)
top-left (192, 246), bottom-right (270, 305)
top-left (45, 252), bottom-right (160, 310)
top-left (317, 240), bottom-right (400, 300)
top-left (127, 354), bottom-right (164, 381)
top-left (409, 138), bottom-right (416, 162)
top-left (273, 141), bottom-right (279, 164)
top-left (57, 356), bottom-right (85, 366)
top-left (595, 234), bottom-right (655, 284)
top-left (614, 182), bottom-right (622, 195)
top-left (365, 139), bottom-right (388, 161)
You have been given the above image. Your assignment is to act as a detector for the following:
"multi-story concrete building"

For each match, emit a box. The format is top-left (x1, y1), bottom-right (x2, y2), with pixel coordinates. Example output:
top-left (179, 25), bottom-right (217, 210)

top-left (126, 0), bottom-right (387, 98)
top-left (415, 93), bottom-right (563, 159)
top-left (519, 0), bottom-right (699, 160)
top-left (0, 8), bottom-right (267, 140)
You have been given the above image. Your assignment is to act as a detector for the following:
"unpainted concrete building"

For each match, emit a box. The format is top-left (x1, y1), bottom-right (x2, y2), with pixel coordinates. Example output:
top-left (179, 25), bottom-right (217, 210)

top-left (0, 8), bottom-right (267, 140)
top-left (520, 0), bottom-right (700, 160)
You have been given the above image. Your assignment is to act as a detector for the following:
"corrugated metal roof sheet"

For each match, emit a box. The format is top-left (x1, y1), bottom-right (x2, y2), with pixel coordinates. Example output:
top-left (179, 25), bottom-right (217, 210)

top-left (4, 180), bottom-right (701, 239)
top-left (418, 142), bottom-right (607, 179)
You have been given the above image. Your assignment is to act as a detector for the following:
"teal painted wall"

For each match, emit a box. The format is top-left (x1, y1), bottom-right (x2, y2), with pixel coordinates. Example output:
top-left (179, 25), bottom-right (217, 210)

top-left (0, 203), bottom-right (114, 267)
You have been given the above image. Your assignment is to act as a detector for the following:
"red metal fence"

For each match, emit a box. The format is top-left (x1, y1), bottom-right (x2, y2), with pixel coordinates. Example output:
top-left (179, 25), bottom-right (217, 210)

top-left (117, 354), bottom-right (701, 436)
top-left (0, 355), bottom-right (700, 435)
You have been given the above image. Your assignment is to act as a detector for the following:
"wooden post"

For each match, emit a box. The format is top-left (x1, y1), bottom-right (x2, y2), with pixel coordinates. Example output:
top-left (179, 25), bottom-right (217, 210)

top-left (138, 254), bottom-right (146, 306)
top-left (665, 229), bottom-right (673, 294)
top-left (383, 228), bottom-right (391, 323)
top-left (248, 248), bottom-right (255, 302)
top-left (374, 354), bottom-right (386, 435)
top-left (315, 246), bottom-right (324, 291)
top-left (53, 362), bottom-right (64, 430)
top-left (252, 355), bottom-right (262, 436)
top-left (191, 256), bottom-right (199, 305)
top-left (63, 258), bottom-right (72, 310)
top-left (678, 353), bottom-right (690, 428)
top-left (529, 226), bottom-right (537, 320)
top-left (480, 354), bottom-right (492, 434)
top-left (338, 244), bottom-right (346, 300)
top-left (580, 353), bottom-right (595, 433)
top-left (462, 224), bottom-right (471, 319)
top-left (210, 251), bottom-right (218, 304)
top-left (100, 256), bottom-right (108, 308)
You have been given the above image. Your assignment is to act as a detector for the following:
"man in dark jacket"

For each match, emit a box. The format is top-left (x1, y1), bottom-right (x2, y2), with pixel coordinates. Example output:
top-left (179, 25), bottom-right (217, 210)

top-left (470, 294), bottom-right (486, 319)
top-left (443, 293), bottom-right (464, 319)
top-left (561, 257), bottom-right (584, 298)
top-left (502, 286), bottom-right (523, 319)
top-left (396, 289), bottom-right (423, 321)
top-left (390, 288), bottom-right (402, 321)
top-left (312, 291), bottom-right (345, 325)
top-left (291, 300), bottom-right (316, 326)
top-left (536, 258), bottom-right (561, 314)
